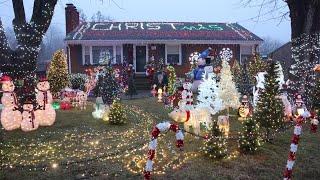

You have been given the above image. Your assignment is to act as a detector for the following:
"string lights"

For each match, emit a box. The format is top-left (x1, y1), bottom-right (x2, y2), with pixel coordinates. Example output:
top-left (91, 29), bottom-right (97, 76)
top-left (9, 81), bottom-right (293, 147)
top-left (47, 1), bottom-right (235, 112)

top-left (0, 1), bottom-right (57, 103)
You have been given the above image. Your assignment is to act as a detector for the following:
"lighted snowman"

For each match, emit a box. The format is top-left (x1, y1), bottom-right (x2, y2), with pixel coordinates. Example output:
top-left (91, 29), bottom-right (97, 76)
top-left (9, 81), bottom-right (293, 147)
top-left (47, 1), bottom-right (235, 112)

top-left (92, 97), bottom-right (106, 119)
top-left (36, 77), bottom-right (56, 126)
top-left (21, 100), bottom-right (39, 132)
top-left (0, 75), bottom-right (22, 131)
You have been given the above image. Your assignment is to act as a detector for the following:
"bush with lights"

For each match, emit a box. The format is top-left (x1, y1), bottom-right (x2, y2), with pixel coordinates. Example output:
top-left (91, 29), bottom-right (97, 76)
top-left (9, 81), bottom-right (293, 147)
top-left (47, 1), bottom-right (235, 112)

top-left (202, 119), bottom-right (228, 159)
top-left (69, 73), bottom-right (88, 90)
top-left (238, 118), bottom-right (262, 154)
top-left (167, 65), bottom-right (177, 95)
top-left (252, 61), bottom-right (284, 141)
top-left (107, 101), bottom-right (127, 125)
top-left (47, 50), bottom-right (69, 95)
top-left (101, 68), bottom-right (121, 105)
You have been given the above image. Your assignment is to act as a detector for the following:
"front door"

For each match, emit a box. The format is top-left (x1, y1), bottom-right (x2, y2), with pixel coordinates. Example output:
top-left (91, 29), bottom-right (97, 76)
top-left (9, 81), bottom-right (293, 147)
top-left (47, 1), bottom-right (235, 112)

top-left (135, 46), bottom-right (147, 73)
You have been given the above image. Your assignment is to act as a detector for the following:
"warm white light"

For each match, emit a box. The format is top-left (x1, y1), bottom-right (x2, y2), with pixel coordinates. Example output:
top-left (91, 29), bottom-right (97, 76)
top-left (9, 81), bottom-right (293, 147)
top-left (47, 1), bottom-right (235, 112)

top-left (36, 80), bottom-right (56, 126)
top-left (157, 88), bottom-right (163, 102)
top-left (52, 163), bottom-right (58, 169)
top-left (1, 79), bottom-right (22, 131)
top-left (297, 108), bottom-right (305, 116)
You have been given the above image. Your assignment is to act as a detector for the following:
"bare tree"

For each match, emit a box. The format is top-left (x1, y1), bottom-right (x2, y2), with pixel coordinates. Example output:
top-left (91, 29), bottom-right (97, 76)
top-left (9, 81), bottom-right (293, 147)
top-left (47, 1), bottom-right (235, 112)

top-left (244, 0), bottom-right (320, 105)
top-left (0, 0), bottom-right (58, 103)
top-left (78, 9), bottom-right (88, 22)
top-left (259, 36), bottom-right (284, 55)
top-left (91, 11), bottom-right (114, 22)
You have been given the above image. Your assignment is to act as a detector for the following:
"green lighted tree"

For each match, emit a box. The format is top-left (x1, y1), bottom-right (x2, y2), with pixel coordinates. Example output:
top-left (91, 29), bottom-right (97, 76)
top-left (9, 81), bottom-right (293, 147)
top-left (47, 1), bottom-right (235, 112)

top-left (202, 119), bottom-right (227, 159)
top-left (231, 60), bottom-right (249, 95)
top-left (101, 68), bottom-right (121, 105)
top-left (108, 101), bottom-right (127, 125)
top-left (47, 49), bottom-right (69, 94)
top-left (252, 61), bottom-right (284, 141)
top-left (247, 54), bottom-right (267, 84)
top-left (238, 118), bottom-right (262, 154)
top-left (93, 74), bottom-right (103, 97)
top-left (167, 65), bottom-right (177, 95)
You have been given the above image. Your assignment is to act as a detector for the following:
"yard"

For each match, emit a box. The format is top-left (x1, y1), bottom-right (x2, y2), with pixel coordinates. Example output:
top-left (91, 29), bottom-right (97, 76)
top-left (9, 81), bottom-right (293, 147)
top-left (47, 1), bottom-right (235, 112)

top-left (1, 97), bottom-right (320, 180)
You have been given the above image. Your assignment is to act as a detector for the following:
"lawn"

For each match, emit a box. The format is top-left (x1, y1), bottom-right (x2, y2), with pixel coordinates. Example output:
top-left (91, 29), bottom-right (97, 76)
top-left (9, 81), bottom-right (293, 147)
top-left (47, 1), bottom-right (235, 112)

top-left (1, 97), bottom-right (320, 180)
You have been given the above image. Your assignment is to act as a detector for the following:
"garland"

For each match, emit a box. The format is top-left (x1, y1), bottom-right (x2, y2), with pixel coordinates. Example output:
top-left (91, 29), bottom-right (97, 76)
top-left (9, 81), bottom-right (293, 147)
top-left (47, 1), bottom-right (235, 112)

top-left (143, 122), bottom-right (184, 180)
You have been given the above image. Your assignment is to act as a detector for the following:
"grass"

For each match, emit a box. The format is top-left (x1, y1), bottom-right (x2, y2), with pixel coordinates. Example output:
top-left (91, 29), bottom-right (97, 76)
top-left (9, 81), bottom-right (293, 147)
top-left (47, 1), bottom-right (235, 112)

top-left (1, 97), bottom-right (320, 180)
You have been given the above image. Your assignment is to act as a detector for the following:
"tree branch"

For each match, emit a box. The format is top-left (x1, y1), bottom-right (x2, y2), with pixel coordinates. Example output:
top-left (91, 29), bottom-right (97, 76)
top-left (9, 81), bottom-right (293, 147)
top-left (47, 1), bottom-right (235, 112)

top-left (12, 0), bottom-right (26, 25)
top-left (30, 0), bottom-right (58, 34)
top-left (0, 19), bottom-right (12, 71)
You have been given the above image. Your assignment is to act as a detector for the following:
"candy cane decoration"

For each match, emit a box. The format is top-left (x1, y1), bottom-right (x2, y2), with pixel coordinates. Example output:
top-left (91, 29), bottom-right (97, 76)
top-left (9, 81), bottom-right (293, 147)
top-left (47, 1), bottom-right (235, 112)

top-left (144, 122), bottom-right (184, 180)
top-left (283, 116), bottom-right (303, 180)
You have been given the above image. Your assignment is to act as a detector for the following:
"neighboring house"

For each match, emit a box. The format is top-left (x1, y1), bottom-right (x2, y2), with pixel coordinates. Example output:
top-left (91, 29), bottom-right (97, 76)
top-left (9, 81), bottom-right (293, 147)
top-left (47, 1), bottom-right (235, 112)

top-left (36, 60), bottom-right (51, 76)
top-left (269, 42), bottom-right (293, 79)
top-left (64, 4), bottom-right (263, 76)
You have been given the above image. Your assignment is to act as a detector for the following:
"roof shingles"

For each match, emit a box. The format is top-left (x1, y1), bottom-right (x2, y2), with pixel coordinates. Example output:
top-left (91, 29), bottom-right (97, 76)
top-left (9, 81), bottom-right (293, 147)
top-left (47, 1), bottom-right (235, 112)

top-left (65, 22), bottom-right (263, 42)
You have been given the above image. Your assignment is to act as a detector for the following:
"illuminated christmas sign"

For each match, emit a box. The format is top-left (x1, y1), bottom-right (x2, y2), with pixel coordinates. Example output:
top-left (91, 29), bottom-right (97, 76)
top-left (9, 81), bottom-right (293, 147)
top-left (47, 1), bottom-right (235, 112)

top-left (91, 22), bottom-right (224, 31)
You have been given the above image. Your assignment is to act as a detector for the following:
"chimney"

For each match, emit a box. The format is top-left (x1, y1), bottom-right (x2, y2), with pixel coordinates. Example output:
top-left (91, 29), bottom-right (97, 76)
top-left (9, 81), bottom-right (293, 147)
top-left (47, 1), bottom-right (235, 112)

top-left (65, 3), bottom-right (80, 35)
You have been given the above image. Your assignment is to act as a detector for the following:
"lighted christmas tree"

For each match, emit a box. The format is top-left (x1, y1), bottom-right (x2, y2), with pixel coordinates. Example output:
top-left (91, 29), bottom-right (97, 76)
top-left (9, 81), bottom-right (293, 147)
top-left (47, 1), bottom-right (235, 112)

top-left (47, 49), bottom-right (69, 94)
top-left (247, 54), bottom-right (267, 84)
top-left (231, 60), bottom-right (250, 95)
top-left (93, 74), bottom-right (104, 97)
top-left (217, 59), bottom-right (241, 114)
top-left (108, 101), bottom-right (127, 125)
top-left (252, 61), bottom-right (284, 141)
top-left (196, 73), bottom-right (219, 115)
top-left (126, 75), bottom-right (137, 98)
top-left (238, 118), bottom-right (262, 154)
top-left (202, 119), bottom-right (227, 159)
top-left (167, 65), bottom-right (177, 95)
top-left (101, 68), bottom-right (121, 105)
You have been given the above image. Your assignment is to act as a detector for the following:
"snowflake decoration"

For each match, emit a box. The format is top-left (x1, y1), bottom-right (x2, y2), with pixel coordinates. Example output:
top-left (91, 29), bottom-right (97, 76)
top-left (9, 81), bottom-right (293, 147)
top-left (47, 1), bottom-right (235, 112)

top-left (219, 48), bottom-right (233, 61)
top-left (189, 52), bottom-right (200, 65)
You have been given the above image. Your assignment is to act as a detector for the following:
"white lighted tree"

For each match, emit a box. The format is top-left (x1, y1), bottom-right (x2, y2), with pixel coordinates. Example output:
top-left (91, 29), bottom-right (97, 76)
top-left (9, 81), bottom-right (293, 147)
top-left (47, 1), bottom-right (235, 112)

top-left (196, 73), bottom-right (220, 115)
top-left (217, 59), bottom-right (241, 114)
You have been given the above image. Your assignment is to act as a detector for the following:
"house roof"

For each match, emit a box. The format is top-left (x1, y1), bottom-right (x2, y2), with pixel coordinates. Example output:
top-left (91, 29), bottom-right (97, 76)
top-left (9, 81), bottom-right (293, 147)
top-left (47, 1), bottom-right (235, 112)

top-left (65, 22), bottom-right (263, 42)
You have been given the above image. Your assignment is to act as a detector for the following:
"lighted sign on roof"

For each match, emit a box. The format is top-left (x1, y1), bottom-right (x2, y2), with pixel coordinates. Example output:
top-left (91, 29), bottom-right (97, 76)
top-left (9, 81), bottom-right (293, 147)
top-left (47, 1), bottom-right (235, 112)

top-left (91, 22), bottom-right (224, 31)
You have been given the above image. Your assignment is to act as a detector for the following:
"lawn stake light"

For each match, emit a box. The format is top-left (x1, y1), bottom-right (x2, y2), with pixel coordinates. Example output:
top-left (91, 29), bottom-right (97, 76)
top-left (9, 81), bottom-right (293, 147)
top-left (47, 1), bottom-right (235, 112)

top-left (157, 88), bottom-right (163, 102)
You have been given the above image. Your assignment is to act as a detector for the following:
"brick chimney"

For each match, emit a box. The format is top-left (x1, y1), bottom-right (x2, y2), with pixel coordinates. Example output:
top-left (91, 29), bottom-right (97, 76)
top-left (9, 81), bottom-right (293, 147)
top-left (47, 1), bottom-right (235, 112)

top-left (65, 4), bottom-right (79, 35)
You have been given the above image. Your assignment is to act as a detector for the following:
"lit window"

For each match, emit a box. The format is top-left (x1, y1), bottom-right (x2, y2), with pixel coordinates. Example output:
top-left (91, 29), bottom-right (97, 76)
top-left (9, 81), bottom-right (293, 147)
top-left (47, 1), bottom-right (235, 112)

top-left (166, 45), bottom-right (181, 65)
top-left (116, 46), bottom-right (122, 64)
top-left (92, 46), bottom-right (114, 65)
top-left (84, 46), bottom-right (90, 65)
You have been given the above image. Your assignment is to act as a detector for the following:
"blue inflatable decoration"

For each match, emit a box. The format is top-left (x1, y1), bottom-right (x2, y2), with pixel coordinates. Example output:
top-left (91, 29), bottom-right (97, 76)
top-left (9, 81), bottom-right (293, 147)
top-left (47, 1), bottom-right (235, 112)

top-left (193, 65), bottom-right (206, 80)
top-left (192, 47), bottom-right (212, 81)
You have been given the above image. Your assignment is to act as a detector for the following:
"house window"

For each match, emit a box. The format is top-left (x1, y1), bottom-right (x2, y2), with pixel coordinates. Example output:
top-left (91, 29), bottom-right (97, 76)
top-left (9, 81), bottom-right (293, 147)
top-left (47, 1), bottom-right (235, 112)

top-left (84, 46), bottom-right (91, 65)
top-left (116, 46), bottom-right (122, 64)
top-left (92, 46), bottom-right (114, 65)
top-left (166, 45), bottom-right (181, 65)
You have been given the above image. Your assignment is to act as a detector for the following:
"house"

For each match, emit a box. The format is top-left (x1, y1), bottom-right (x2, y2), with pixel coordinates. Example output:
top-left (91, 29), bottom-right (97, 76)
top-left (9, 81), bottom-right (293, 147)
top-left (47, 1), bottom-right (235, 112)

top-left (64, 4), bottom-right (263, 77)
top-left (269, 42), bottom-right (292, 79)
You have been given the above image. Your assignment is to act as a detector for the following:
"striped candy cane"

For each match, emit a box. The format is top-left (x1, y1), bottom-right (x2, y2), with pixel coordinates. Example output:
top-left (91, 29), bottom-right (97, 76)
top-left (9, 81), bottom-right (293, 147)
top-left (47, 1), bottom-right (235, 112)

top-left (144, 121), bottom-right (184, 180)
